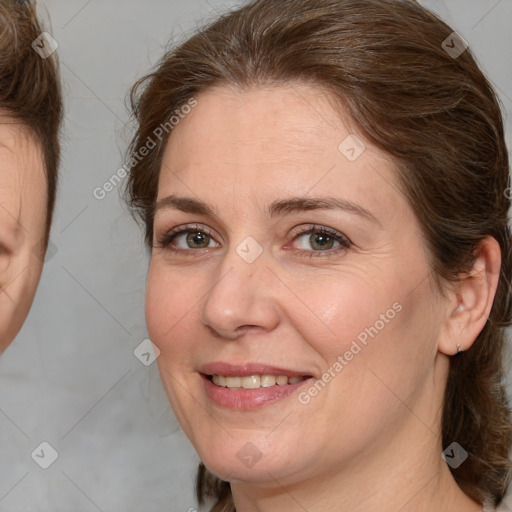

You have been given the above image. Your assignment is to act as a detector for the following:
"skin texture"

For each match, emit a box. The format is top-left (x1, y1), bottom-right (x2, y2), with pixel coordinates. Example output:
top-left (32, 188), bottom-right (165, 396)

top-left (0, 119), bottom-right (47, 352)
top-left (146, 84), bottom-right (499, 512)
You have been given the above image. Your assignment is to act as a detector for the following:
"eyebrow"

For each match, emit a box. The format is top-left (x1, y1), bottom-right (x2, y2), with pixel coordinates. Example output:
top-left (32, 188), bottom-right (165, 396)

top-left (154, 194), bottom-right (381, 226)
top-left (268, 197), bottom-right (380, 225)
top-left (154, 195), bottom-right (216, 217)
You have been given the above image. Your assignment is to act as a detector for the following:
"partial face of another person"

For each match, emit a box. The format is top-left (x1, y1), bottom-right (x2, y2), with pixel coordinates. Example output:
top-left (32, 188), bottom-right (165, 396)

top-left (0, 119), bottom-right (47, 352)
top-left (146, 84), bottom-right (453, 486)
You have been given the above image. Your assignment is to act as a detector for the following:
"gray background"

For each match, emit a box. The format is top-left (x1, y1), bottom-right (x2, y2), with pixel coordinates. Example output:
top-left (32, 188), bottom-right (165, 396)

top-left (0, 0), bottom-right (511, 510)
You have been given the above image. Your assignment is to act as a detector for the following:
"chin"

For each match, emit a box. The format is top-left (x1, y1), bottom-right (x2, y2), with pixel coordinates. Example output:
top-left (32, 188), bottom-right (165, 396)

top-left (195, 432), bottom-right (302, 485)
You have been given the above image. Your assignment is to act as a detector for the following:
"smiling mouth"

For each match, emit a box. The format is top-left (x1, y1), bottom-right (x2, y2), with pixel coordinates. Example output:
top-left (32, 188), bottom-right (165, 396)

top-left (206, 374), bottom-right (312, 389)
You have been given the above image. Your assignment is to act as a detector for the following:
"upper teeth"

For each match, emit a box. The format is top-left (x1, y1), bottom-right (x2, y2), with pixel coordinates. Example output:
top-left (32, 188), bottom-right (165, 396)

top-left (212, 375), bottom-right (305, 389)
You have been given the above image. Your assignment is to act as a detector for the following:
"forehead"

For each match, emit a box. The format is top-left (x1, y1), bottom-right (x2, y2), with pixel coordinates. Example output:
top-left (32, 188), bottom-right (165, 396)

top-left (166, 83), bottom-right (351, 162)
top-left (158, 84), bottom-right (403, 216)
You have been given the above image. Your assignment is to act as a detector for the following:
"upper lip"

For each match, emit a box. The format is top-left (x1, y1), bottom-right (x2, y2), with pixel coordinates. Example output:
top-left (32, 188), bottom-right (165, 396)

top-left (200, 362), bottom-right (313, 378)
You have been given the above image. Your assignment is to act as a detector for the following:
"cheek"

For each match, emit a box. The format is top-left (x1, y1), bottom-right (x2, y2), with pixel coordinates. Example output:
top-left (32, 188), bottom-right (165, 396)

top-left (145, 261), bottom-right (201, 353)
top-left (286, 281), bottom-right (430, 441)
top-left (282, 274), bottom-right (402, 359)
top-left (304, 275), bottom-right (437, 413)
top-left (284, 268), bottom-right (435, 410)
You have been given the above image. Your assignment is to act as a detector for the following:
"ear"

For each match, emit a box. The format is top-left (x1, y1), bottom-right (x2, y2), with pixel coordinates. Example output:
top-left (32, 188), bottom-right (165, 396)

top-left (438, 236), bottom-right (501, 356)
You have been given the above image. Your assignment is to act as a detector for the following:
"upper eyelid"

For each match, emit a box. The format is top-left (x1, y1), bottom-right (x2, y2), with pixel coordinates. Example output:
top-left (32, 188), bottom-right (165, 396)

top-left (289, 224), bottom-right (352, 244)
top-left (156, 223), bottom-right (221, 248)
top-left (160, 223), bottom-right (344, 237)
top-left (290, 224), bottom-right (344, 236)
top-left (159, 223), bottom-right (350, 248)
top-left (167, 223), bottom-right (219, 240)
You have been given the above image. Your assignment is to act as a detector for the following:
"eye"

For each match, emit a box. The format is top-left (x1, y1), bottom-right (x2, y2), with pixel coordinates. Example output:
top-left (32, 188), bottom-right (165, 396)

top-left (174, 230), bottom-right (214, 249)
top-left (155, 224), bottom-right (220, 252)
top-left (296, 232), bottom-right (336, 251)
top-left (288, 225), bottom-right (351, 256)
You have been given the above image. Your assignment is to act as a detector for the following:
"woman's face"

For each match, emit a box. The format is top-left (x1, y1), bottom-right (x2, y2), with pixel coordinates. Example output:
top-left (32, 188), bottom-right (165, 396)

top-left (0, 120), bottom-right (47, 351)
top-left (147, 84), bottom-right (450, 486)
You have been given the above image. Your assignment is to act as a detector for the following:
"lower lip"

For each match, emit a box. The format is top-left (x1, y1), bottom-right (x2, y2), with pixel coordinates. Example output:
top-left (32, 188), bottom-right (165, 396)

top-left (202, 374), bottom-right (312, 410)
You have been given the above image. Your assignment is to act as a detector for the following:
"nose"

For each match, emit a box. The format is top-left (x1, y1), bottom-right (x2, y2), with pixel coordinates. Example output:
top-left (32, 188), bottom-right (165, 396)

top-left (200, 250), bottom-right (280, 339)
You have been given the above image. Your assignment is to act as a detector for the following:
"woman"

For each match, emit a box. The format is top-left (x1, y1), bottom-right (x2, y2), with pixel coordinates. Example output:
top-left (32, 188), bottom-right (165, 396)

top-left (0, 0), bottom-right (62, 352)
top-left (125, 0), bottom-right (512, 510)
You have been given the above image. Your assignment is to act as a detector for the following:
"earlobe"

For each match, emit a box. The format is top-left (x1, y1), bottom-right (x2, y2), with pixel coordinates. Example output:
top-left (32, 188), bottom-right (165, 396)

top-left (438, 236), bottom-right (501, 357)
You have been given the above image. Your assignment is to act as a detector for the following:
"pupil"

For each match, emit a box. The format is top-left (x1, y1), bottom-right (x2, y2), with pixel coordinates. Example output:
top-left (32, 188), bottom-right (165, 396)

top-left (187, 231), bottom-right (208, 248)
top-left (311, 233), bottom-right (333, 250)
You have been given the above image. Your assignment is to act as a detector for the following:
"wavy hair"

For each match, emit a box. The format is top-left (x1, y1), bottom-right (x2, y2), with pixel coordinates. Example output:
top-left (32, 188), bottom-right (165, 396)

top-left (0, 0), bottom-right (62, 242)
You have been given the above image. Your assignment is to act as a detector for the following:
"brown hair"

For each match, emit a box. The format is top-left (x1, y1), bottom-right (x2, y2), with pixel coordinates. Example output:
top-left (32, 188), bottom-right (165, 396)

top-left (0, 0), bottom-right (62, 243)
top-left (125, 0), bottom-right (512, 509)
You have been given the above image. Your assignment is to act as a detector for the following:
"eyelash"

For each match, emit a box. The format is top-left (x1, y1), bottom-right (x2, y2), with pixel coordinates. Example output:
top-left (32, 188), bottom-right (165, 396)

top-left (286, 225), bottom-right (351, 258)
top-left (154, 223), bottom-right (352, 258)
top-left (155, 224), bottom-right (217, 257)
